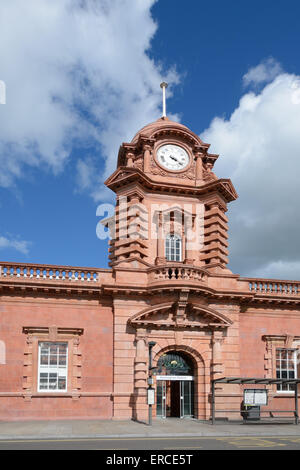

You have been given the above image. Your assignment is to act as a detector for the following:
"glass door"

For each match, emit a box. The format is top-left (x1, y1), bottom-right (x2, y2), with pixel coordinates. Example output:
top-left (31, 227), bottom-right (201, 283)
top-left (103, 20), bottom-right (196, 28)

top-left (180, 381), bottom-right (194, 418)
top-left (156, 380), bottom-right (166, 418)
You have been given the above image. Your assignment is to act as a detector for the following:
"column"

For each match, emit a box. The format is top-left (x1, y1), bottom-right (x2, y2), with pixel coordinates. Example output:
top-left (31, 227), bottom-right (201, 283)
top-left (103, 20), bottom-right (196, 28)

top-left (126, 152), bottom-right (134, 167)
top-left (134, 330), bottom-right (148, 422)
top-left (143, 145), bottom-right (151, 173)
top-left (184, 214), bottom-right (194, 264)
top-left (156, 212), bottom-right (166, 265)
top-left (211, 331), bottom-right (224, 379)
top-left (195, 152), bottom-right (203, 181)
top-left (211, 331), bottom-right (225, 420)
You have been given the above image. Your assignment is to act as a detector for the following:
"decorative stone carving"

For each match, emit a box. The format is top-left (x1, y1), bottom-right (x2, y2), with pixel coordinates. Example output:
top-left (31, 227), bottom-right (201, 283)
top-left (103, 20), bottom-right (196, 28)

top-left (129, 302), bottom-right (232, 331)
top-left (181, 160), bottom-right (196, 180)
top-left (134, 157), bottom-right (144, 171)
top-left (150, 159), bottom-right (168, 177)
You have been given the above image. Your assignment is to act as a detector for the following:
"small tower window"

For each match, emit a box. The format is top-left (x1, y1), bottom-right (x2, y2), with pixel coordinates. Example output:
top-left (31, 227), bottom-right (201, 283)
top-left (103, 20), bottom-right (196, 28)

top-left (165, 234), bottom-right (182, 262)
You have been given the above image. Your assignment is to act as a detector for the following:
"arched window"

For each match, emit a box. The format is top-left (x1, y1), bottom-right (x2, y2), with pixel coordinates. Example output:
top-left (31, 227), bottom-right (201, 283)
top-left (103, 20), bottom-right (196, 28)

top-left (165, 234), bottom-right (182, 262)
top-left (157, 352), bottom-right (193, 376)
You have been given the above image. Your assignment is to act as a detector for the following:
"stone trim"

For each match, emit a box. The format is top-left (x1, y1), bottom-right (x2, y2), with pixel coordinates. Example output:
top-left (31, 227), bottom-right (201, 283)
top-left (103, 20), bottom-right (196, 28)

top-left (129, 301), bottom-right (232, 330)
top-left (152, 343), bottom-right (207, 420)
top-left (22, 326), bottom-right (83, 400)
top-left (262, 334), bottom-right (300, 393)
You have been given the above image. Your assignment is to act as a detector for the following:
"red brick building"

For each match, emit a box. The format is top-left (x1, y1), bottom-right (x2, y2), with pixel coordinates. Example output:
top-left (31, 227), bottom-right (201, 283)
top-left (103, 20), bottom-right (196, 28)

top-left (0, 115), bottom-right (299, 422)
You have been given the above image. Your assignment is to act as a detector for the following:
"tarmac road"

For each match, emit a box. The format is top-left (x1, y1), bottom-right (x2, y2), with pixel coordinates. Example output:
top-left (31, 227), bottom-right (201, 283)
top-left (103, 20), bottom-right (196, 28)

top-left (1, 435), bottom-right (300, 450)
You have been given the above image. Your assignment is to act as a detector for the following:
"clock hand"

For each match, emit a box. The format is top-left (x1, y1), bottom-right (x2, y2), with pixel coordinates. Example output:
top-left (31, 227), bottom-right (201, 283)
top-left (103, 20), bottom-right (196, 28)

top-left (170, 155), bottom-right (184, 166)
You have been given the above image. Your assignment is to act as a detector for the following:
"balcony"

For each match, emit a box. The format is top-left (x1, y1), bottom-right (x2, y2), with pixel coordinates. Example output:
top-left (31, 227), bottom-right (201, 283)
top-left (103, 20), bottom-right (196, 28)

top-left (148, 264), bottom-right (208, 287)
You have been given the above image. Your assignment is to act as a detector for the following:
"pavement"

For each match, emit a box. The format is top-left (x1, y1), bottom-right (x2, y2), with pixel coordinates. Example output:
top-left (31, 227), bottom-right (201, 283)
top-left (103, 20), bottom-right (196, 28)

top-left (0, 418), bottom-right (299, 440)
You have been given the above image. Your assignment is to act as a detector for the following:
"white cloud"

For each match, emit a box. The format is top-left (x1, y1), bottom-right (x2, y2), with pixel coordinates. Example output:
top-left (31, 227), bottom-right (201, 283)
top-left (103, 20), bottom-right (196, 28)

top-left (0, 235), bottom-right (30, 255)
top-left (0, 0), bottom-right (178, 197)
top-left (76, 158), bottom-right (95, 192)
top-left (202, 68), bottom-right (300, 280)
top-left (243, 57), bottom-right (283, 87)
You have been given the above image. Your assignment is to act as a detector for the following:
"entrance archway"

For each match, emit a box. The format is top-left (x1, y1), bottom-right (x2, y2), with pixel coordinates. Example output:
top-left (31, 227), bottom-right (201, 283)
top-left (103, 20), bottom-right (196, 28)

top-left (156, 351), bottom-right (194, 418)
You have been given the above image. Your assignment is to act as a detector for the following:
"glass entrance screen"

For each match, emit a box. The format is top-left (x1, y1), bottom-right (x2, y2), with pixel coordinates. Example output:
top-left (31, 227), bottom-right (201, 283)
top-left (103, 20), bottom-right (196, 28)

top-left (156, 380), bottom-right (194, 418)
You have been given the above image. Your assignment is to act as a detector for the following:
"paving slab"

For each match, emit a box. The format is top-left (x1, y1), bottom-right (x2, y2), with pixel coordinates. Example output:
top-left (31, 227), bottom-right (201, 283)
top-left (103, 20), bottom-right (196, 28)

top-left (0, 418), bottom-right (299, 440)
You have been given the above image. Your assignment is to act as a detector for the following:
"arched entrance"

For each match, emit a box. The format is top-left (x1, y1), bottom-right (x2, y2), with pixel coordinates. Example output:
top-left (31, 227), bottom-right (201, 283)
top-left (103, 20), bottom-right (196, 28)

top-left (156, 351), bottom-right (194, 418)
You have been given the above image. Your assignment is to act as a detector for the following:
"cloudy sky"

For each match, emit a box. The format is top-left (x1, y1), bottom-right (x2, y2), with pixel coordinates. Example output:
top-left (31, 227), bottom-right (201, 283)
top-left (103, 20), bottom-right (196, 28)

top-left (1, 0), bottom-right (300, 279)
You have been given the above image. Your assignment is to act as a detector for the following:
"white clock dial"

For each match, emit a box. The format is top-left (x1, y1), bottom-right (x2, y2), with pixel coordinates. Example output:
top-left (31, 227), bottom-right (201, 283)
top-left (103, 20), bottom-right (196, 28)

top-left (157, 144), bottom-right (190, 171)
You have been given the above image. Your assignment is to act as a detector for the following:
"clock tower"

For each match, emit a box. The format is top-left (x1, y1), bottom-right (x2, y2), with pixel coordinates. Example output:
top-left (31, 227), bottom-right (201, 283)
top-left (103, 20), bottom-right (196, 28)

top-left (105, 114), bottom-right (237, 272)
top-left (103, 89), bottom-right (240, 422)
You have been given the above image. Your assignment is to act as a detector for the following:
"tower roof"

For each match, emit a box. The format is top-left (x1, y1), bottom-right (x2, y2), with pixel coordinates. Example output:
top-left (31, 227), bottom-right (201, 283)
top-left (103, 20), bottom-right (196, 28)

top-left (131, 116), bottom-right (205, 147)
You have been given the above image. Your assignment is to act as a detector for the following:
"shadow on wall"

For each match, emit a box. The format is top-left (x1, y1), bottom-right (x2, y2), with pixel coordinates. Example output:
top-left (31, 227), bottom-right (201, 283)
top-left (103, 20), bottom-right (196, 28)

top-left (129, 393), bottom-right (148, 424)
top-left (130, 393), bottom-right (138, 421)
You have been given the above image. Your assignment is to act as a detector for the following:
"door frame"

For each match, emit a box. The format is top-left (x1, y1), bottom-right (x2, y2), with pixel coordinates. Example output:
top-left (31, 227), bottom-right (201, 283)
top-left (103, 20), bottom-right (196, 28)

top-left (156, 376), bottom-right (194, 418)
top-left (180, 380), bottom-right (194, 418)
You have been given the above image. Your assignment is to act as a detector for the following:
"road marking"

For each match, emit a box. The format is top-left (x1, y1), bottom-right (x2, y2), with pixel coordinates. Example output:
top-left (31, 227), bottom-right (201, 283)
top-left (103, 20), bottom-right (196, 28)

top-left (277, 437), bottom-right (300, 443)
top-left (163, 447), bottom-right (203, 450)
top-left (0, 436), bottom-right (213, 444)
top-left (0, 437), bottom-right (197, 443)
top-left (0, 436), bottom-right (298, 446)
top-left (216, 437), bottom-right (286, 448)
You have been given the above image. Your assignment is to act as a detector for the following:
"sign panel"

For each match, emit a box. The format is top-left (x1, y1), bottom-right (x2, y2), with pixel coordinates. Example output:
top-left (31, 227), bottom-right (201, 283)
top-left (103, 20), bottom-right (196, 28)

top-left (156, 375), bottom-right (194, 382)
top-left (244, 389), bottom-right (268, 406)
top-left (147, 388), bottom-right (155, 405)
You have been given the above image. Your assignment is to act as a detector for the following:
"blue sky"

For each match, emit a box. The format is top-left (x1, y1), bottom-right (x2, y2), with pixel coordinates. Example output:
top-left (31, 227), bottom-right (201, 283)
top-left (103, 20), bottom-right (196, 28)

top-left (152, 0), bottom-right (300, 127)
top-left (1, 0), bottom-right (300, 279)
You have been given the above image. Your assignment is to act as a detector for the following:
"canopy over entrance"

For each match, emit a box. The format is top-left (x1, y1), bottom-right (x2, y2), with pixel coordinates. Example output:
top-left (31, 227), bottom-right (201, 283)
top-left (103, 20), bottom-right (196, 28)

top-left (211, 377), bottom-right (300, 425)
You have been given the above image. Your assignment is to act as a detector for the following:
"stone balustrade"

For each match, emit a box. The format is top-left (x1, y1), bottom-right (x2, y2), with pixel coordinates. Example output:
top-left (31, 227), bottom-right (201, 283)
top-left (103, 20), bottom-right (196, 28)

top-left (0, 263), bottom-right (100, 283)
top-left (148, 265), bottom-right (207, 283)
top-left (244, 278), bottom-right (300, 296)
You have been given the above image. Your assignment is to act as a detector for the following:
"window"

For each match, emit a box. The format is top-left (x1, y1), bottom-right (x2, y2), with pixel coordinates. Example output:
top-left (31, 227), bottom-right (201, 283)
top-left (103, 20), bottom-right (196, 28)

top-left (165, 234), bottom-right (182, 262)
top-left (38, 342), bottom-right (68, 392)
top-left (276, 348), bottom-right (297, 392)
top-left (157, 352), bottom-right (193, 376)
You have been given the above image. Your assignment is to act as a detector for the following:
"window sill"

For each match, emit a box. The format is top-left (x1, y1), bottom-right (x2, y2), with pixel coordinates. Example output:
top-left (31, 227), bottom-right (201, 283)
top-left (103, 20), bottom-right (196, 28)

top-left (274, 392), bottom-right (297, 397)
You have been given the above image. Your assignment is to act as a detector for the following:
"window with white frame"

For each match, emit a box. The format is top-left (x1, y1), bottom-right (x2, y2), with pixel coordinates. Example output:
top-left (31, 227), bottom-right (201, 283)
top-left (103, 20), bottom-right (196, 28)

top-left (165, 234), bottom-right (182, 262)
top-left (38, 342), bottom-right (68, 392)
top-left (276, 348), bottom-right (297, 392)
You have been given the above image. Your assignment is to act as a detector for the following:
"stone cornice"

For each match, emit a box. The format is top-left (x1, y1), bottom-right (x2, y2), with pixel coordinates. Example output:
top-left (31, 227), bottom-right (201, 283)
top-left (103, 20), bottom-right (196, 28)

top-left (4, 279), bottom-right (300, 306)
top-left (1, 262), bottom-right (300, 306)
top-left (104, 166), bottom-right (238, 202)
top-left (0, 279), bottom-right (102, 297)
top-left (23, 326), bottom-right (84, 336)
top-left (262, 334), bottom-right (300, 342)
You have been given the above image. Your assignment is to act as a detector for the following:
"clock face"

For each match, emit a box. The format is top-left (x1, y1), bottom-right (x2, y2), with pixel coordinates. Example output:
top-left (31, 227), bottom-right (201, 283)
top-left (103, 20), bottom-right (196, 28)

top-left (157, 144), bottom-right (190, 171)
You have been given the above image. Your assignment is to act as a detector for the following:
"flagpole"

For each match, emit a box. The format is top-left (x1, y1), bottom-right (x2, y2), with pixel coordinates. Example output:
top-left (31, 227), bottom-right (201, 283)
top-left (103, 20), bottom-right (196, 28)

top-left (160, 82), bottom-right (168, 117)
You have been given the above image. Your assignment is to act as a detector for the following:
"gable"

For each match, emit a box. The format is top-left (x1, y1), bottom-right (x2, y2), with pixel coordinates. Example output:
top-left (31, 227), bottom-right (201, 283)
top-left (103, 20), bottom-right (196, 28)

top-left (129, 302), bottom-right (233, 329)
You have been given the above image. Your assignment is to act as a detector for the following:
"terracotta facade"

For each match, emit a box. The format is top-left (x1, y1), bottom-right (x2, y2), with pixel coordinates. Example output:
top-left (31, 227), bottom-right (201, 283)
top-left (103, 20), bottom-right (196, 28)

top-left (0, 116), bottom-right (299, 421)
